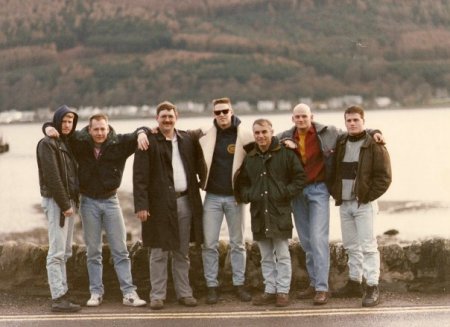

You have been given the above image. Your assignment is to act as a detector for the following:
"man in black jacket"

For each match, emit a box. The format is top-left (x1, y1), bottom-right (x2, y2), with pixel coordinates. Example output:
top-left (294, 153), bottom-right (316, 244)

top-left (133, 101), bottom-right (203, 310)
top-left (37, 105), bottom-right (81, 312)
top-left (43, 113), bottom-right (148, 307)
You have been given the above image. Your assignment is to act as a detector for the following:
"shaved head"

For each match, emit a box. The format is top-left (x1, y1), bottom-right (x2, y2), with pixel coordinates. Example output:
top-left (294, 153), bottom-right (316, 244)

top-left (293, 103), bottom-right (311, 114)
top-left (292, 103), bottom-right (313, 132)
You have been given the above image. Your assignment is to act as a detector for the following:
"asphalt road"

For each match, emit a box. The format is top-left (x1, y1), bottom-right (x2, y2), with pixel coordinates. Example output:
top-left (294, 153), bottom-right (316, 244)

top-left (1, 292), bottom-right (449, 327)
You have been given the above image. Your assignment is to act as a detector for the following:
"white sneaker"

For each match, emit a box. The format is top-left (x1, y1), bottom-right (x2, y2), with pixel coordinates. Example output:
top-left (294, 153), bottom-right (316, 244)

top-left (123, 291), bottom-right (147, 307)
top-left (86, 293), bottom-right (103, 307)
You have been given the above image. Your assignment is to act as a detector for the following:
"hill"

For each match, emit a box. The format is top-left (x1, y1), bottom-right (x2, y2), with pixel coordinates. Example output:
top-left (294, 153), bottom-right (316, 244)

top-left (1, 0), bottom-right (450, 110)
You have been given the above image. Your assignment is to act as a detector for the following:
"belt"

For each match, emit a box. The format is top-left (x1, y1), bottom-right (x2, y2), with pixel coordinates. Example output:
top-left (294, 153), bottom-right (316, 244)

top-left (175, 190), bottom-right (188, 198)
top-left (307, 180), bottom-right (325, 186)
top-left (81, 189), bottom-right (117, 199)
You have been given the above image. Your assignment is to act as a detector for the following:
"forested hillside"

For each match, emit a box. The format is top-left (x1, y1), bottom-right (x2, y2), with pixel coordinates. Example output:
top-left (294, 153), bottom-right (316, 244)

top-left (1, 0), bottom-right (450, 110)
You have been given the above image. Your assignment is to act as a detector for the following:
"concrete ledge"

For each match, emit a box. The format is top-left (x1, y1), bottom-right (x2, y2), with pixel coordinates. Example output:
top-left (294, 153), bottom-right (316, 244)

top-left (0, 239), bottom-right (448, 297)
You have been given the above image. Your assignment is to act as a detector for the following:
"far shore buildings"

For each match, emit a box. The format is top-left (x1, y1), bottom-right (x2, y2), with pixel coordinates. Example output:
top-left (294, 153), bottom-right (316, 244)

top-left (0, 95), bottom-right (403, 124)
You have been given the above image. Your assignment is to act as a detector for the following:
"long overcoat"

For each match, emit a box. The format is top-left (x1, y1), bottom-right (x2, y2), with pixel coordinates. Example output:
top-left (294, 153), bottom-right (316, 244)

top-left (133, 130), bottom-right (203, 250)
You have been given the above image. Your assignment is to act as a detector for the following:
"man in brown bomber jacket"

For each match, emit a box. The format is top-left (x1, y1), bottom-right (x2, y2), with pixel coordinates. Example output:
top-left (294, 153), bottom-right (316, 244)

top-left (330, 105), bottom-right (392, 308)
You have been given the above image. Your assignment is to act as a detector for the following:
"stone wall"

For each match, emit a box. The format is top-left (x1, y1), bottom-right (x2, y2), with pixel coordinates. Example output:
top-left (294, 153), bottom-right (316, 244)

top-left (0, 239), bottom-right (448, 297)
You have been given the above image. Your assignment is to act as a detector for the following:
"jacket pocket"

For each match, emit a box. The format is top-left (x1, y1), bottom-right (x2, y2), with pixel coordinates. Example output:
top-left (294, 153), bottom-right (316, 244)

top-left (251, 216), bottom-right (262, 233)
top-left (275, 207), bottom-right (293, 231)
top-left (250, 206), bottom-right (262, 233)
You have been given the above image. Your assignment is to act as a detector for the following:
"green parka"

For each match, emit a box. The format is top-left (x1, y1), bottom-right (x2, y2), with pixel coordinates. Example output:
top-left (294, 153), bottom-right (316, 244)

top-left (236, 137), bottom-right (306, 240)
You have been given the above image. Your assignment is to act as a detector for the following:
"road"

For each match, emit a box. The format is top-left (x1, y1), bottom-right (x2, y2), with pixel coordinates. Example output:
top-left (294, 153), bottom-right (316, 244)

top-left (1, 292), bottom-right (449, 327)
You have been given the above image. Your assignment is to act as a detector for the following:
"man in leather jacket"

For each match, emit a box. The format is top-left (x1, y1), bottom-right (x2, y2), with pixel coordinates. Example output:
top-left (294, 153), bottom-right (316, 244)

top-left (330, 106), bottom-right (391, 307)
top-left (37, 105), bottom-right (81, 312)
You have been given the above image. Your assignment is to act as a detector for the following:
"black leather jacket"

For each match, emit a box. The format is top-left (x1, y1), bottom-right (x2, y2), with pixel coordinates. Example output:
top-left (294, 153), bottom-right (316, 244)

top-left (37, 106), bottom-right (79, 211)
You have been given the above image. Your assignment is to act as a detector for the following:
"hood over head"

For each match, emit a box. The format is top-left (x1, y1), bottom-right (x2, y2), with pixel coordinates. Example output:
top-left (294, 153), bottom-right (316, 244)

top-left (52, 105), bottom-right (78, 136)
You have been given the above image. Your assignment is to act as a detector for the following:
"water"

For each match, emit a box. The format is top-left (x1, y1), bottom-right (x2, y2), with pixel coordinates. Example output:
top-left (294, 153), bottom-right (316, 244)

top-left (1, 108), bottom-right (449, 241)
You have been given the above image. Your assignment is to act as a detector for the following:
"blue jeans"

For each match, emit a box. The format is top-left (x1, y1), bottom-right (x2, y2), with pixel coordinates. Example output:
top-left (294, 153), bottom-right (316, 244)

top-left (201, 193), bottom-right (246, 287)
top-left (257, 238), bottom-right (292, 294)
top-left (340, 200), bottom-right (380, 286)
top-left (292, 182), bottom-right (330, 292)
top-left (79, 195), bottom-right (136, 296)
top-left (42, 197), bottom-right (75, 299)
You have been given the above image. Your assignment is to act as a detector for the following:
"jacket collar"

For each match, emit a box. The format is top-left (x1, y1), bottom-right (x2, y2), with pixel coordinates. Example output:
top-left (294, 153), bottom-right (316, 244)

top-left (213, 114), bottom-right (241, 131)
top-left (246, 137), bottom-right (281, 156)
top-left (288, 121), bottom-right (328, 136)
top-left (79, 125), bottom-right (119, 147)
top-left (338, 130), bottom-right (371, 148)
top-left (155, 128), bottom-right (183, 141)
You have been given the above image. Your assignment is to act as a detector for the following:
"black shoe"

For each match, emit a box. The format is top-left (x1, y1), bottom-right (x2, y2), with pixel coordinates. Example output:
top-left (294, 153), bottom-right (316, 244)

top-left (235, 285), bottom-right (252, 302)
top-left (52, 294), bottom-right (81, 313)
top-left (333, 280), bottom-right (363, 298)
top-left (178, 296), bottom-right (198, 307)
top-left (362, 285), bottom-right (379, 307)
top-left (206, 287), bottom-right (219, 304)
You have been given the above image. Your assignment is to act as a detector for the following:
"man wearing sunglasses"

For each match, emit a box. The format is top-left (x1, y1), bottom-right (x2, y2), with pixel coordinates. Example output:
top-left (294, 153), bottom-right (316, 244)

top-left (196, 97), bottom-right (253, 304)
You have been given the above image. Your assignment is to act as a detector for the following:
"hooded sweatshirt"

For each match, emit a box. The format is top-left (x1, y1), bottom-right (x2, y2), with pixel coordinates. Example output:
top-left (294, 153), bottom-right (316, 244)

top-left (205, 116), bottom-right (240, 195)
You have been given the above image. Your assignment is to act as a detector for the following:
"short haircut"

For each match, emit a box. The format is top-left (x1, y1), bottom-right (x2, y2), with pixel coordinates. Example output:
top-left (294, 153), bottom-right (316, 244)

top-left (156, 101), bottom-right (178, 115)
top-left (345, 105), bottom-right (365, 119)
top-left (89, 113), bottom-right (109, 126)
top-left (212, 97), bottom-right (231, 107)
top-left (253, 118), bottom-right (273, 128)
top-left (292, 103), bottom-right (311, 113)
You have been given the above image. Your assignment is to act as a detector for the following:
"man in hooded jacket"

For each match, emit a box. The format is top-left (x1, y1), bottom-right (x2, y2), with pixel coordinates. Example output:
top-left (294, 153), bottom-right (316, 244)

top-left (37, 105), bottom-right (81, 312)
top-left (43, 113), bottom-right (149, 308)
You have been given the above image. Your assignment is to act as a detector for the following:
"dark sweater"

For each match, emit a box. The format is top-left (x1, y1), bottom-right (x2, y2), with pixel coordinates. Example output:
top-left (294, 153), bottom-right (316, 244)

top-left (205, 117), bottom-right (240, 195)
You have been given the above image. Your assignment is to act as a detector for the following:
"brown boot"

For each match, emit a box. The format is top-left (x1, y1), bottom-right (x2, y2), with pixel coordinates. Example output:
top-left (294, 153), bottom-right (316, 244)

top-left (275, 293), bottom-right (289, 307)
top-left (297, 286), bottom-right (315, 299)
top-left (252, 292), bottom-right (276, 306)
top-left (313, 291), bottom-right (329, 305)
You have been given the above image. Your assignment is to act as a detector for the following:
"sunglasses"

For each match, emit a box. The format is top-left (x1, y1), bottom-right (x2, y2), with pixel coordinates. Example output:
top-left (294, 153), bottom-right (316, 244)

top-left (214, 109), bottom-right (230, 116)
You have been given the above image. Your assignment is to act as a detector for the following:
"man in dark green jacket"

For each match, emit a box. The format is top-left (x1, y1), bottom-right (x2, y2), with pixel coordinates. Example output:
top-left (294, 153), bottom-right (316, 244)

top-left (236, 118), bottom-right (306, 307)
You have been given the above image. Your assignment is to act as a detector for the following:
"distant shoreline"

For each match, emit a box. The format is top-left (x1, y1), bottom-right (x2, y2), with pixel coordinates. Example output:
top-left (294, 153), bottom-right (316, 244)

top-left (1, 105), bottom-right (450, 126)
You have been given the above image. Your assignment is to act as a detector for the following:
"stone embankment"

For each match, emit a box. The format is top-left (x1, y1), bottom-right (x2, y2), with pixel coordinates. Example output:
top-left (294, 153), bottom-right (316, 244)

top-left (0, 239), bottom-right (448, 297)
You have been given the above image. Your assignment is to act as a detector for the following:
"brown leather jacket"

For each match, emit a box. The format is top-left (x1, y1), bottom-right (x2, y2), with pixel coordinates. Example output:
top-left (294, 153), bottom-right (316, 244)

top-left (330, 133), bottom-right (392, 206)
